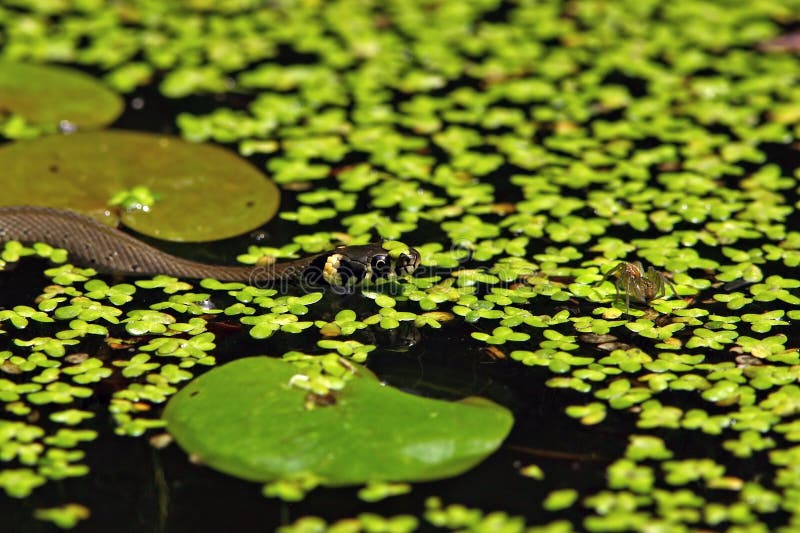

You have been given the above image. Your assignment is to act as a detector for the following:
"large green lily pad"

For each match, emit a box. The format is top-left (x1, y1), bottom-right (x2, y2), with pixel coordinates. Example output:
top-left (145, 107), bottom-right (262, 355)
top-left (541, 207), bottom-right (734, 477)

top-left (163, 357), bottom-right (514, 485)
top-left (0, 130), bottom-right (280, 242)
top-left (0, 62), bottom-right (123, 129)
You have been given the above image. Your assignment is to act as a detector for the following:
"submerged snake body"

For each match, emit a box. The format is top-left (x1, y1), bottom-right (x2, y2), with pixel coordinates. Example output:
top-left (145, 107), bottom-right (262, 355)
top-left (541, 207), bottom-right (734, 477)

top-left (0, 206), bottom-right (420, 287)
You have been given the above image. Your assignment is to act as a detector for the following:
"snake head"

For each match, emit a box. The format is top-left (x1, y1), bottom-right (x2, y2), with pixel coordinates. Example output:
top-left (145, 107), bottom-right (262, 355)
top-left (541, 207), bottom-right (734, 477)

top-left (323, 241), bottom-right (421, 287)
top-left (391, 247), bottom-right (420, 277)
top-left (380, 240), bottom-right (420, 279)
top-left (368, 248), bottom-right (420, 280)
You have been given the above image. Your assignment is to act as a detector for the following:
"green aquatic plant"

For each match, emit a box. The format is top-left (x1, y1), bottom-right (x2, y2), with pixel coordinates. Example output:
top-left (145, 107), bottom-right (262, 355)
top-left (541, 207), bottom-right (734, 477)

top-left (164, 357), bottom-right (513, 495)
top-left (108, 186), bottom-right (161, 214)
top-left (0, 131), bottom-right (280, 242)
top-left (33, 504), bottom-right (90, 529)
top-left (1, 0), bottom-right (800, 530)
top-left (0, 62), bottom-right (122, 134)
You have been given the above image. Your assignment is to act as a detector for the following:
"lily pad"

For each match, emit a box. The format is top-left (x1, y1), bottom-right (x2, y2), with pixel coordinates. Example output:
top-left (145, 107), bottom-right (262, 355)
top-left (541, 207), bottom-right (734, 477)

top-left (163, 357), bottom-right (513, 485)
top-left (0, 130), bottom-right (280, 241)
top-left (0, 62), bottom-right (123, 129)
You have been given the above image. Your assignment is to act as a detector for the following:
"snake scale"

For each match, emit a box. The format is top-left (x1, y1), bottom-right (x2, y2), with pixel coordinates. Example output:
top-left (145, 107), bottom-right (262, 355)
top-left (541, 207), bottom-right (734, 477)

top-left (0, 206), bottom-right (420, 287)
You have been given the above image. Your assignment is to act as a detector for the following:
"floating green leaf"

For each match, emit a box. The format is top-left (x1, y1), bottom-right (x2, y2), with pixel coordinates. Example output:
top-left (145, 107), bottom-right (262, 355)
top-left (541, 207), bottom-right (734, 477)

top-left (0, 131), bottom-right (279, 242)
top-left (164, 357), bottom-right (513, 486)
top-left (0, 62), bottom-right (122, 131)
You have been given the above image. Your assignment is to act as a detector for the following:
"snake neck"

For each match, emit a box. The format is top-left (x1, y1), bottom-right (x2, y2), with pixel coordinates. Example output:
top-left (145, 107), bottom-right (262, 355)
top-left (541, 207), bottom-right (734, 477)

top-left (208, 253), bottom-right (333, 286)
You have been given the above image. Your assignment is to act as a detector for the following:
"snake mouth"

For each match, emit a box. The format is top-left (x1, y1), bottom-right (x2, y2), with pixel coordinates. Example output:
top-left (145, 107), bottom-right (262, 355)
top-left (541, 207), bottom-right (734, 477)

top-left (394, 249), bottom-right (420, 277)
top-left (396, 264), bottom-right (416, 276)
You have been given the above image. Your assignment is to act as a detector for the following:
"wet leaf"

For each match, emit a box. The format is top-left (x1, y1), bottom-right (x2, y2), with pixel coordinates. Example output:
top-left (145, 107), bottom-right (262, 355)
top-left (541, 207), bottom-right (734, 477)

top-left (164, 357), bottom-right (513, 486)
top-left (0, 62), bottom-right (122, 130)
top-left (0, 131), bottom-right (279, 241)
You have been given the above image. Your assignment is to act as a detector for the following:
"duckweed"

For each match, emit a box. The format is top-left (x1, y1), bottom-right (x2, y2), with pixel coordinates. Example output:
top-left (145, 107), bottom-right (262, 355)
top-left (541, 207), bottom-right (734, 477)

top-left (542, 489), bottom-right (579, 511)
top-left (33, 504), bottom-right (90, 529)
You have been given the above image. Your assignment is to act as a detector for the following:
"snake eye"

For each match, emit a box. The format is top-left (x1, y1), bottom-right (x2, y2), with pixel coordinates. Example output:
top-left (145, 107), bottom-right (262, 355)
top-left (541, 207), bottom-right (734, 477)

top-left (371, 254), bottom-right (391, 277)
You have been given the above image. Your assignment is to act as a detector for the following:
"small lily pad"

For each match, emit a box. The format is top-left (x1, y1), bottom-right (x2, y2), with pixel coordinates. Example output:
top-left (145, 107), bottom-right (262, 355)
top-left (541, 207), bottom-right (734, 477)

top-left (164, 357), bottom-right (513, 485)
top-left (0, 130), bottom-right (279, 241)
top-left (0, 62), bottom-right (122, 130)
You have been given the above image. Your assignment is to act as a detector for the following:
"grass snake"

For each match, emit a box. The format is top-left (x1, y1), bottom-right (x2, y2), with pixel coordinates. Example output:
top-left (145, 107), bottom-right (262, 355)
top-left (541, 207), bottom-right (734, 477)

top-left (0, 206), bottom-right (420, 288)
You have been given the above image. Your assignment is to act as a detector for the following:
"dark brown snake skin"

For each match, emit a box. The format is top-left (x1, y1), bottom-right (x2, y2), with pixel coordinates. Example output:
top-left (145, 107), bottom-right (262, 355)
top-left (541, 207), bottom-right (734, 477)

top-left (0, 206), bottom-right (329, 283)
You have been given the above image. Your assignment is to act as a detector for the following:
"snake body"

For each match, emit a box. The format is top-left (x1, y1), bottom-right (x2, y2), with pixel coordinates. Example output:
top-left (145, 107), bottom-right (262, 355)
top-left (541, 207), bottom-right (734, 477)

top-left (0, 206), bottom-right (420, 287)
